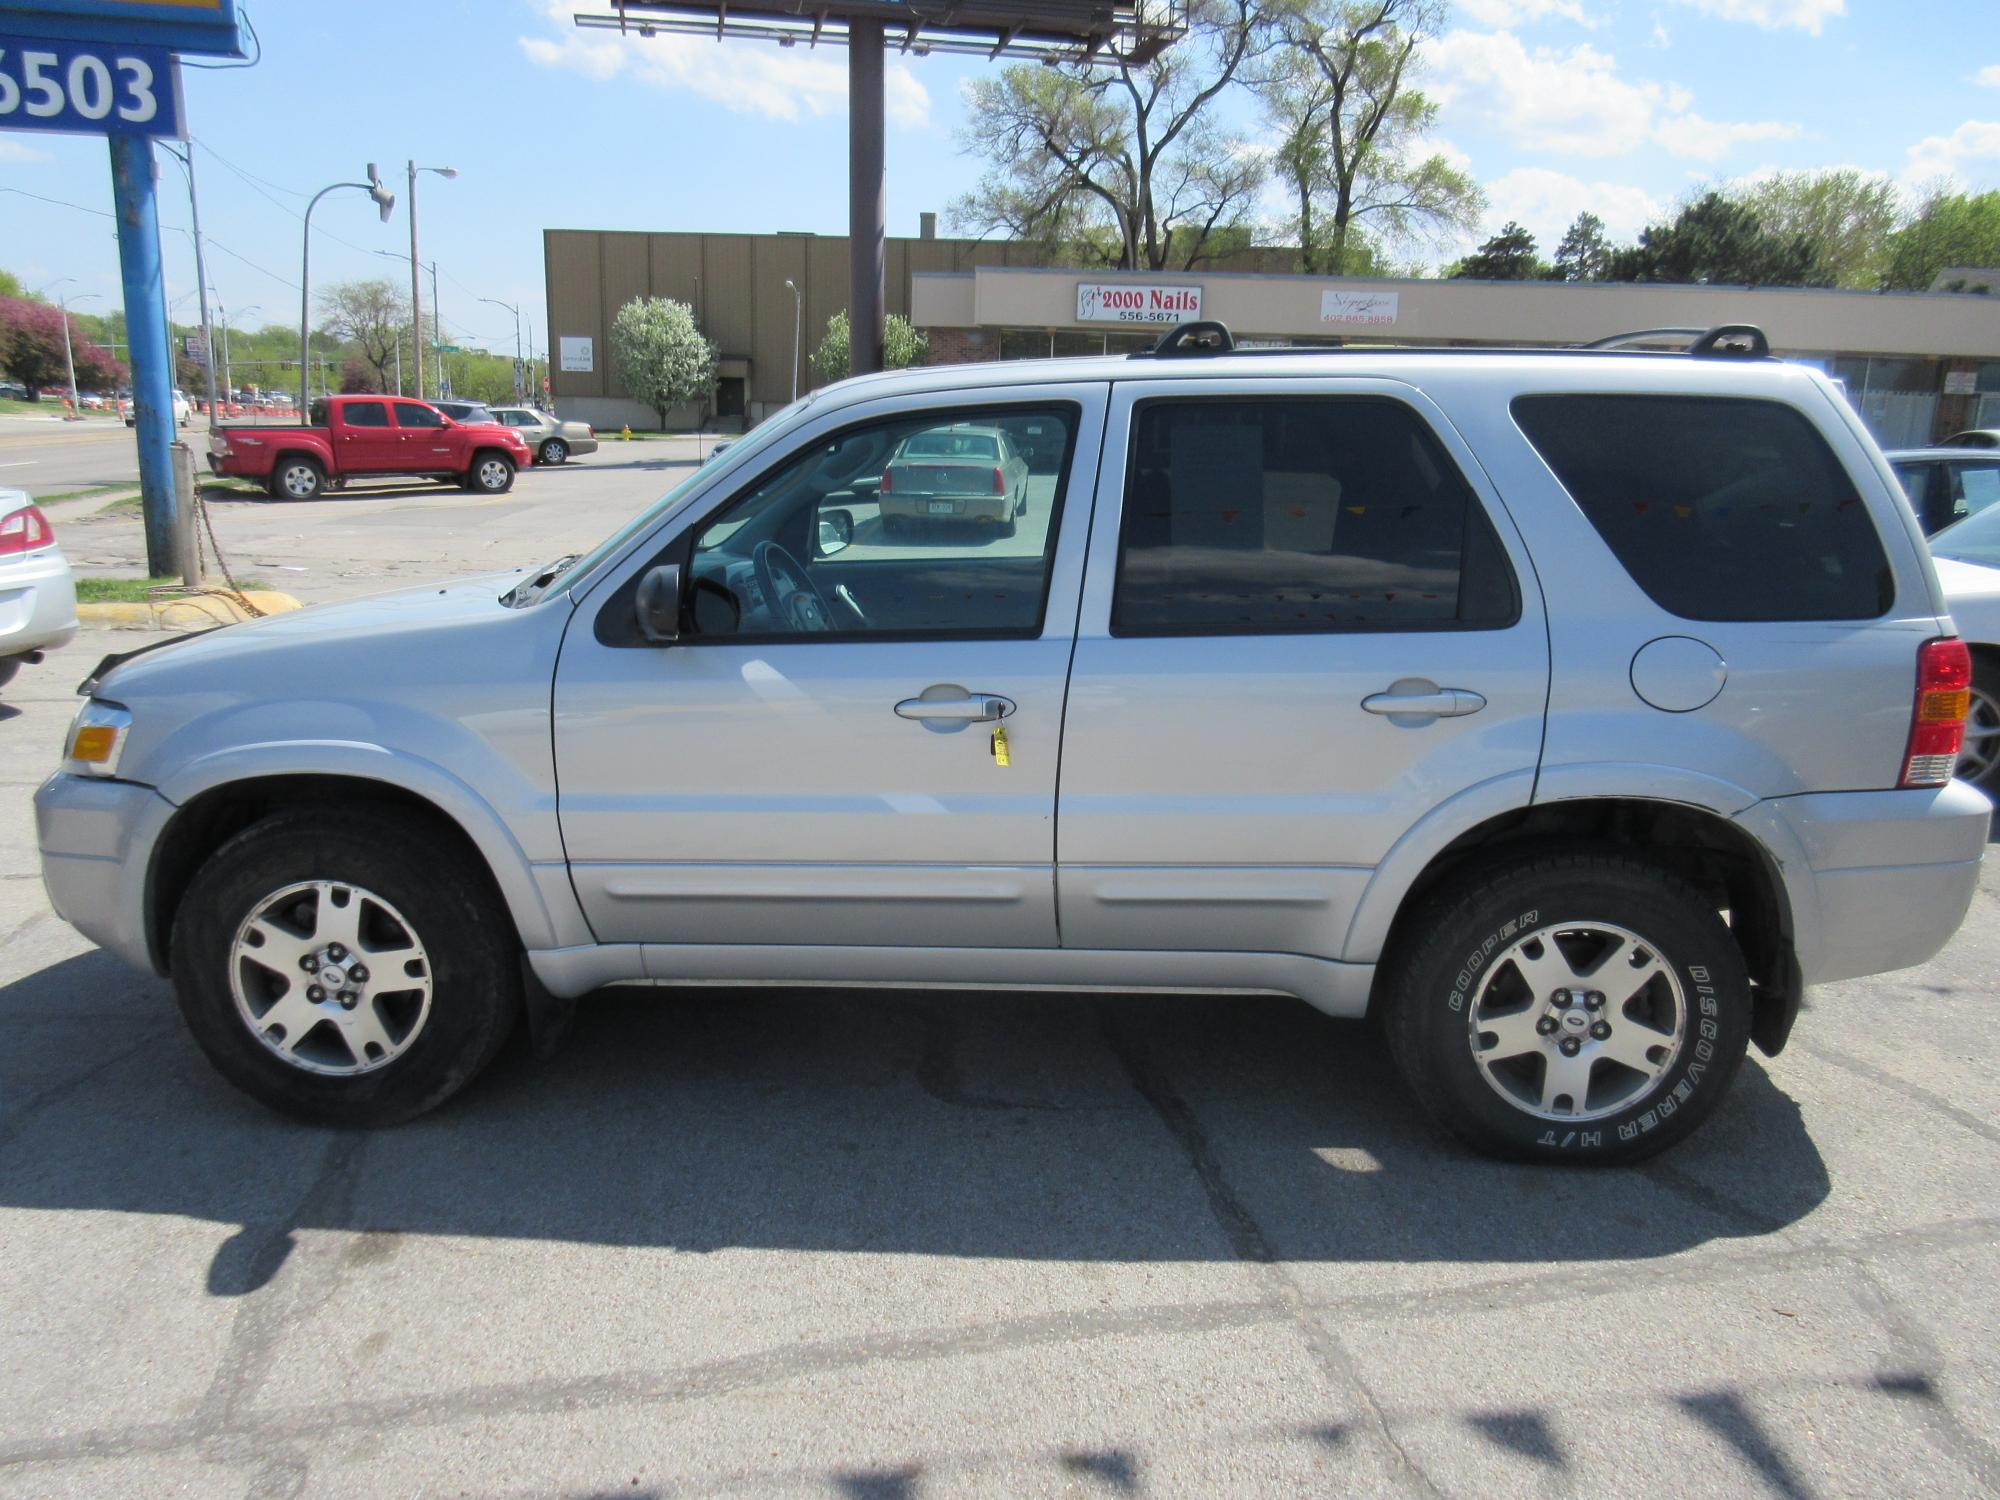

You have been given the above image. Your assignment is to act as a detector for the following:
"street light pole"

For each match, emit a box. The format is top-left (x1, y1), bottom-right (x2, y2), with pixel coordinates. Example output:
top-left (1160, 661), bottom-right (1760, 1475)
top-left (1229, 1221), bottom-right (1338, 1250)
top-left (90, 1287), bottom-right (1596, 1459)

top-left (784, 278), bottom-right (801, 402)
top-left (406, 162), bottom-right (458, 401)
top-left (159, 142), bottom-right (220, 429)
top-left (59, 293), bottom-right (102, 414)
top-left (477, 296), bottom-right (522, 400)
top-left (301, 167), bottom-right (396, 415)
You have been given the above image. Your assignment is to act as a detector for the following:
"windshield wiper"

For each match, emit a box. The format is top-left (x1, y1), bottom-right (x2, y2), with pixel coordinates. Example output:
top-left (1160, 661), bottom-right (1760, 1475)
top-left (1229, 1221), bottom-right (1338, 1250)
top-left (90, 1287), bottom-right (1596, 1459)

top-left (505, 554), bottom-right (579, 607)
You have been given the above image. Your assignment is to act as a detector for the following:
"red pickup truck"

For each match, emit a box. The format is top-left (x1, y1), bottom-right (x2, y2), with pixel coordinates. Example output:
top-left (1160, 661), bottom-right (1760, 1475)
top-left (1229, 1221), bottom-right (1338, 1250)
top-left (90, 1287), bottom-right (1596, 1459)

top-left (207, 395), bottom-right (534, 500)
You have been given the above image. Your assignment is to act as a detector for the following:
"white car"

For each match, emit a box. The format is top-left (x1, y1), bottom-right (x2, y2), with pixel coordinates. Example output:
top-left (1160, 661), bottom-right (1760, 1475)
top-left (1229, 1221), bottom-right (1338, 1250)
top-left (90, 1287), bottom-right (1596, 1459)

top-left (122, 390), bottom-right (193, 427)
top-left (1929, 505), bottom-right (2000, 790)
top-left (0, 490), bottom-right (79, 692)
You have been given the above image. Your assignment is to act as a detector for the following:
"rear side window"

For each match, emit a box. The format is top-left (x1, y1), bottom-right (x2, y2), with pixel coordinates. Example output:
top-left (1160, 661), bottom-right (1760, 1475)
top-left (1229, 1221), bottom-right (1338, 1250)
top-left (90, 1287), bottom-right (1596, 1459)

top-left (343, 401), bottom-right (389, 428)
top-left (1111, 397), bottom-right (1518, 635)
top-left (1513, 395), bottom-right (1892, 621)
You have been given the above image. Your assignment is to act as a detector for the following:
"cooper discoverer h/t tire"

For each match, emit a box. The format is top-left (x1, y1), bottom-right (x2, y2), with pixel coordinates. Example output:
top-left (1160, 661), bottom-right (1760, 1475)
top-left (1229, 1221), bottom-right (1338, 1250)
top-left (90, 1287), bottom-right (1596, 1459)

top-left (170, 807), bottom-right (520, 1127)
top-left (1382, 850), bottom-right (1752, 1164)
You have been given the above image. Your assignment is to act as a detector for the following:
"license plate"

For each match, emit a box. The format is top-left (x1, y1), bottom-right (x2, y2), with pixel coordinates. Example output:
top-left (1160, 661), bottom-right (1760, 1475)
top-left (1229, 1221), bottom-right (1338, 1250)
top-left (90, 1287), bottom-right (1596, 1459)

top-left (927, 501), bottom-right (955, 515)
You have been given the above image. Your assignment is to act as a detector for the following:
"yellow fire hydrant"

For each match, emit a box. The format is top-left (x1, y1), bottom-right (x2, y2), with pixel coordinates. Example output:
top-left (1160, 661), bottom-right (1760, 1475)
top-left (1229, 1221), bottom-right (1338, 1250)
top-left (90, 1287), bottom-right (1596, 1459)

top-left (620, 424), bottom-right (632, 441)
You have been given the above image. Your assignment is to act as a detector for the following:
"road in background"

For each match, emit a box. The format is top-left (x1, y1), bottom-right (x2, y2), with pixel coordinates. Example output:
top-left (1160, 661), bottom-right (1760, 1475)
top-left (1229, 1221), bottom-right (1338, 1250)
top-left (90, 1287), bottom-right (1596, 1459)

top-left (2, 445), bottom-right (1997, 1497)
top-left (0, 418), bottom-right (142, 495)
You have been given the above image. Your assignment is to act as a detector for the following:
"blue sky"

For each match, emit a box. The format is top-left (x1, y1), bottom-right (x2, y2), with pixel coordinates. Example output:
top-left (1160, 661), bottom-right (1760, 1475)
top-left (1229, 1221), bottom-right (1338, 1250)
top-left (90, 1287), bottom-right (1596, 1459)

top-left (1, 0), bottom-right (1997, 358)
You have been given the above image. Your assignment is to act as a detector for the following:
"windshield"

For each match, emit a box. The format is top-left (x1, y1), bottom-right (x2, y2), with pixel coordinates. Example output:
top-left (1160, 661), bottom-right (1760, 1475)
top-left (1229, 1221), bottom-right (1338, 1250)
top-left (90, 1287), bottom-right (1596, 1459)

top-left (900, 432), bottom-right (999, 460)
top-left (536, 392), bottom-right (819, 598)
top-left (1932, 504), bottom-right (2000, 569)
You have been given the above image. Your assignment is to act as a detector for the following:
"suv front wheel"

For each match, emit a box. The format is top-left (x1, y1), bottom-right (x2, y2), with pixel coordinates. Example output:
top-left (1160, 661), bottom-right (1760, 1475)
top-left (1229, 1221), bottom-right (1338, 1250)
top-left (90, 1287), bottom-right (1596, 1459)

top-left (170, 807), bottom-right (519, 1126)
top-left (1383, 852), bottom-right (1751, 1163)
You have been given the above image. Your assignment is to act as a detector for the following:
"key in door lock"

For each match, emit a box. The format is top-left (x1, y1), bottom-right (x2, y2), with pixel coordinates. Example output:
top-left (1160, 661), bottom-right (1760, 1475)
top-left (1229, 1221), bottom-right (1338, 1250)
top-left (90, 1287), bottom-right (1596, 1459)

top-left (990, 726), bottom-right (1011, 767)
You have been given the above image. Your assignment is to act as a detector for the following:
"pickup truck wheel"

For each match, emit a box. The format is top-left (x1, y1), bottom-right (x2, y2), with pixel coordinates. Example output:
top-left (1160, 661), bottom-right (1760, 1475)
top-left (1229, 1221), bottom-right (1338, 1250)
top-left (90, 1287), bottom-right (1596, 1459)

top-left (465, 453), bottom-right (516, 494)
top-left (275, 457), bottom-right (323, 501)
top-left (538, 438), bottom-right (568, 465)
top-left (170, 808), bottom-right (520, 1127)
top-left (1382, 851), bottom-right (1751, 1164)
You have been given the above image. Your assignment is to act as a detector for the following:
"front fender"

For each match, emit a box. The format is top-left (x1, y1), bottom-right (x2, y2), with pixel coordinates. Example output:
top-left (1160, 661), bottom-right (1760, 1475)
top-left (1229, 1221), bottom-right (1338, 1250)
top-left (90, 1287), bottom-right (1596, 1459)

top-left (154, 740), bottom-right (591, 952)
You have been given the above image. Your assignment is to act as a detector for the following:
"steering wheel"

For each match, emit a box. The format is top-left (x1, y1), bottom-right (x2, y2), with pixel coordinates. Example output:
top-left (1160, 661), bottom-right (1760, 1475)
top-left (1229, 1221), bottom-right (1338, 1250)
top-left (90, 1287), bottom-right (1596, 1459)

top-left (752, 540), bottom-right (838, 633)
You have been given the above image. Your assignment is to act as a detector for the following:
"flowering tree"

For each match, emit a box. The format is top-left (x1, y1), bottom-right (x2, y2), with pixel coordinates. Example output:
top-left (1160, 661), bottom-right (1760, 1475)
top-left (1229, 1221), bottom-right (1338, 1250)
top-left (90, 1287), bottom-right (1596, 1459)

top-left (610, 296), bottom-right (716, 428)
top-left (0, 297), bottom-right (125, 396)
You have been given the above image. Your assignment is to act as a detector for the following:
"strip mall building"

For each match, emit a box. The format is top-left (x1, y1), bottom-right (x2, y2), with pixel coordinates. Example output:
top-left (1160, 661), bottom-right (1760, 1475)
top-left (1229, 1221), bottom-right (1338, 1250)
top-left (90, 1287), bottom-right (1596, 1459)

top-left (545, 225), bottom-right (2000, 445)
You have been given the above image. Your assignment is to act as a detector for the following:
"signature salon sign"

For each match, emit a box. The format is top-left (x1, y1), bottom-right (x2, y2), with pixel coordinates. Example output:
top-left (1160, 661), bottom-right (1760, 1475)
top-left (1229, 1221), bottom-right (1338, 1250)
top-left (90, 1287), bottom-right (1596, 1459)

top-left (1076, 282), bottom-right (1202, 324)
top-left (1320, 290), bottom-right (1400, 327)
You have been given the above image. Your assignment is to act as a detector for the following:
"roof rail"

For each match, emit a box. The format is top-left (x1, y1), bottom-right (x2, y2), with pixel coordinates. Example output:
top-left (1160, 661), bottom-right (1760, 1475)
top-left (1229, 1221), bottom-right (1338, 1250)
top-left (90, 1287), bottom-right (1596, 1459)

top-left (1131, 320), bottom-right (1235, 358)
top-left (1585, 324), bottom-right (1771, 357)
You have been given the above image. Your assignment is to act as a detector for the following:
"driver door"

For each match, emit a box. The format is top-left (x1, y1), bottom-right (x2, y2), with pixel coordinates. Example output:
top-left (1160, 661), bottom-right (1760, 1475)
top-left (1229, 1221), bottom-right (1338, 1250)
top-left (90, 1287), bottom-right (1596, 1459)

top-left (552, 384), bottom-right (1106, 951)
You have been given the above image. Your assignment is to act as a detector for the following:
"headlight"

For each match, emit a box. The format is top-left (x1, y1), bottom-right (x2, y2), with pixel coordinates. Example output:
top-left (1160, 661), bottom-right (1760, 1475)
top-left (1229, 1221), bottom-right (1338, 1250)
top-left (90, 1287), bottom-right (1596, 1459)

top-left (63, 700), bottom-right (133, 778)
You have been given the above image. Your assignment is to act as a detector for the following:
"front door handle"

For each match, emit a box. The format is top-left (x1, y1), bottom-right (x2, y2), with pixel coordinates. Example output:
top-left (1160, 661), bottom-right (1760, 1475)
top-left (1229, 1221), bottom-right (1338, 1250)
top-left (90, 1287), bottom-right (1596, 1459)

top-left (1361, 687), bottom-right (1486, 719)
top-left (895, 691), bottom-right (1015, 723)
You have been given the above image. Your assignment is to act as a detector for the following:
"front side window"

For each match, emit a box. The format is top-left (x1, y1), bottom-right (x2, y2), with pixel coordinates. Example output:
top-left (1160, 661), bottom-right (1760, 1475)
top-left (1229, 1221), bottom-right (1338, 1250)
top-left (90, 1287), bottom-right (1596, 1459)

top-left (1948, 461), bottom-right (2000, 523)
top-left (343, 401), bottom-right (390, 428)
top-left (395, 403), bottom-right (444, 430)
top-left (1111, 397), bottom-right (1517, 636)
top-left (674, 406), bottom-right (1078, 641)
top-left (1513, 394), bottom-right (1892, 621)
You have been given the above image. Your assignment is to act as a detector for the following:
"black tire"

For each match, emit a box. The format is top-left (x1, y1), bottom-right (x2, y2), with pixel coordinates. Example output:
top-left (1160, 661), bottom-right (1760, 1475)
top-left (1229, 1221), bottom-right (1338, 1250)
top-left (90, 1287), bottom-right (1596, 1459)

top-left (170, 807), bottom-right (520, 1127)
top-left (1382, 850), bottom-right (1751, 1164)
top-left (538, 438), bottom-right (568, 465)
top-left (0, 656), bottom-right (19, 691)
top-left (464, 451), bottom-right (516, 494)
top-left (272, 455), bottom-right (323, 501)
top-left (1959, 654), bottom-right (2000, 792)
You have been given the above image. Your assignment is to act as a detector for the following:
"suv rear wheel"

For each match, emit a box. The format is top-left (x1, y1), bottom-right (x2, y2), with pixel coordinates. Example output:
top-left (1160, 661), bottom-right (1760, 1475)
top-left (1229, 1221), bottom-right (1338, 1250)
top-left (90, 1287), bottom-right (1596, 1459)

top-left (170, 807), bottom-right (519, 1126)
top-left (539, 437), bottom-right (568, 465)
top-left (1382, 851), bottom-right (1751, 1163)
top-left (270, 456), bottom-right (323, 501)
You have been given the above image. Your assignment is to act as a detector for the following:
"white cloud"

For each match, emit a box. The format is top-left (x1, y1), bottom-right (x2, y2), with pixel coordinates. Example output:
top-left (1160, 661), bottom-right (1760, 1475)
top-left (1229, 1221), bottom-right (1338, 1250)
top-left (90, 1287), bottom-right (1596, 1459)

top-left (1481, 166), bottom-right (1663, 246)
top-left (1428, 32), bottom-right (1660, 156)
top-left (0, 139), bottom-right (48, 163)
top-left (1976, 65), bottom-right (2000, 88)
top-left (1429, 30), bottom-right (1794, 162)
top-left (1653, 112), bottom-right (1803, 161)
top-left (518, 1), bottom-right (930, 128)
top-left (1667, 0), bottom-right (1843, 34)
top-left (1454, 0), bottom-right (1597, 27)
top-left (1903, 120), bottom-right (2000, 189)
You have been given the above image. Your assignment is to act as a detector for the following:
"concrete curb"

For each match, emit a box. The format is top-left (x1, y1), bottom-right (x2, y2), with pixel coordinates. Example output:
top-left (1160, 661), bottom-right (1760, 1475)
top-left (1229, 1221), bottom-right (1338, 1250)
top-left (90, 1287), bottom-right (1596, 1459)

top-left (75, 589), bottom-right (304, 630)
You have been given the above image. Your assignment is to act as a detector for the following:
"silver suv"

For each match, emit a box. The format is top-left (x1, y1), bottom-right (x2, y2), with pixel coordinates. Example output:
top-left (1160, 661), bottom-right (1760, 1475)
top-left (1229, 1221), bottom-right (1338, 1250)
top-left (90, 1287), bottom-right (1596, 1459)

top-left (35, 323), bottom-right (1991, 1161)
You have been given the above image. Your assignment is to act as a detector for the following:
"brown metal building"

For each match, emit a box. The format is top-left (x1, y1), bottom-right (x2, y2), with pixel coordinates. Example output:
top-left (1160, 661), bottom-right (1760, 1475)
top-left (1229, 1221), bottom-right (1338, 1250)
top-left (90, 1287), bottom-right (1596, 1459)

top-left (542, 221), bottom-right (1293, 430)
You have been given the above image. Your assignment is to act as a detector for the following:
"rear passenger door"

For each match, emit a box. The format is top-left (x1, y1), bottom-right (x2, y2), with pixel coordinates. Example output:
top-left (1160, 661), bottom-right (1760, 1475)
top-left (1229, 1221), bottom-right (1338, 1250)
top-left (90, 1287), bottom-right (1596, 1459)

top-left (1056, 379), bottom-right (1550, 961)
top-left (333, 400), bottom-right (400, 473)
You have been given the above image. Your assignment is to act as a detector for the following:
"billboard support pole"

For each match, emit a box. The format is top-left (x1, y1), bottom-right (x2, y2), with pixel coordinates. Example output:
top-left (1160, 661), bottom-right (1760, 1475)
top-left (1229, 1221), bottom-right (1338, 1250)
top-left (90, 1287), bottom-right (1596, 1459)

top-left (847, 18), bottom-right (885, 377)
top-left (109, 134), bottom-right (180, 577)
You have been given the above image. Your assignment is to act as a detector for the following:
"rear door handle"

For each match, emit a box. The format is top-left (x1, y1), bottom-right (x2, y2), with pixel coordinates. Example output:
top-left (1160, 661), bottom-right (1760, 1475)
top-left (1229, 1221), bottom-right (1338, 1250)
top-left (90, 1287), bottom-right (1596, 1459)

top-left (895, 692), bottom-right (1015, 722)
top-left (1361, 688), bottom-right (1486, 718)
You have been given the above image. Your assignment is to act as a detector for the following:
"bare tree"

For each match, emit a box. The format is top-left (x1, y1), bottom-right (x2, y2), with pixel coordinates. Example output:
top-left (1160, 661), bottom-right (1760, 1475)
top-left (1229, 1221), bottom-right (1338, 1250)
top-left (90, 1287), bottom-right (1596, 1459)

top-left (950, 0), bottom-right (1271, 271)
top-left (1257, 0), bottom-right (1481, 274)
top-left (317, 279), bottom-right (410, 396)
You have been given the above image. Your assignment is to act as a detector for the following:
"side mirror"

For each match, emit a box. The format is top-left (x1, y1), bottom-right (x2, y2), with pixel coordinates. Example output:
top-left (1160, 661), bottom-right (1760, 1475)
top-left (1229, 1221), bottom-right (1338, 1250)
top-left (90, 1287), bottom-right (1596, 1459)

top-left (635, 563), bottom-right (682, 643)
top-left (438, 415), bottom-right (457, 428)
top-left (816, 507), bottom-right (854, 558)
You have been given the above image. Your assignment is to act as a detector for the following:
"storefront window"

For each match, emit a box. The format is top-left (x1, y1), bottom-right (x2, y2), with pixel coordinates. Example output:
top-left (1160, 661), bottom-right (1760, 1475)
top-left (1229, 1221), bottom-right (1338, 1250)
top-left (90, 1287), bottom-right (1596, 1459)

top-left (1829, 356), bottom-right (1940, 448)
top-left (999, 329), bottom-right (1053, 360)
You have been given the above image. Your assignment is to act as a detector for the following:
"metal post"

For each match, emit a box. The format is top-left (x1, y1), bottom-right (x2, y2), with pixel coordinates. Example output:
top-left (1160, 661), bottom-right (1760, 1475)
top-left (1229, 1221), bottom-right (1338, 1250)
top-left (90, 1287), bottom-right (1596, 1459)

top-left (175, 144), bottom-right (221, 429)
top-left (785, 278), bottom-right (801, 401)
top-left (58, 296), bottom-right (80, 413)
top-left (431, 261), bottom-right (443, 398)
top-left (408, 161), bottom-right (424, 401)
top-left (170, 440), bottom-right (200, 586)
top-left (848, 19), bottom-right (886, 377)
top-left (109, 135), bottom-right (180, 577)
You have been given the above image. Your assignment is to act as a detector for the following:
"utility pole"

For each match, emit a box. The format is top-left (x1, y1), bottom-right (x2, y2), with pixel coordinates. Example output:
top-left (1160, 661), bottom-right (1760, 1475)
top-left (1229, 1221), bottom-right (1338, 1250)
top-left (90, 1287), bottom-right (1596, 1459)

top-left (784, 278), bottom-right (801, 401)
top-left (160, 142), bottom-right (220, 428)
top-left (406, 162), bottom-right (458, 400)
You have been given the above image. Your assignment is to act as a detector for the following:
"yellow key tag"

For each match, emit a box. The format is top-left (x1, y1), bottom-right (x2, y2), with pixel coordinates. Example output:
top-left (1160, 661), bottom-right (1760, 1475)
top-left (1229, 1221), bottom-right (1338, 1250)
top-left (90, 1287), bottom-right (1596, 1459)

top-left (990, 726), bottom-right (1011, 767)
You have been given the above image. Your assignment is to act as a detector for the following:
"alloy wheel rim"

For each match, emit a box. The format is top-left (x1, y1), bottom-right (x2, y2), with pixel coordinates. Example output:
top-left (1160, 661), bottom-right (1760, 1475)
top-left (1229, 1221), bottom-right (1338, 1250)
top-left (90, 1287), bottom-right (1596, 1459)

top-left (1465, 919), bottom-right (1687, 1122)
top-left (1957, 685), bottom-right (2000, 784)
top-left (284, 466), bottom-right (316, 497)
top-left (546, 441), bottom-right (565, 462)
top-left (479, 460), bottom-right (508, 489)
top-left (228, 879), bottom-right (433, 1076)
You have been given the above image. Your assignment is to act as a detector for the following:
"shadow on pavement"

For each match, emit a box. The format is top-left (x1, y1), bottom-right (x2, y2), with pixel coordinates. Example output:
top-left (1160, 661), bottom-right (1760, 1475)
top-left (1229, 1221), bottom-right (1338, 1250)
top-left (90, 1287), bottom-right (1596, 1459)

top-left (0, 950), bottom-right (1830, 1284)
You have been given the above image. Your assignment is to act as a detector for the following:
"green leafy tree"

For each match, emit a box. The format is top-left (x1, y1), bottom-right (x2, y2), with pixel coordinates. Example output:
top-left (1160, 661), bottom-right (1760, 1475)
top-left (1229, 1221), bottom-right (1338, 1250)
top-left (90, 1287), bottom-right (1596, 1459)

top-left (1733, 170), bottom-right (1897, 290)
top-left (1257, 0), bottom-right (1482, 274)
top-left (1554, 212), bottom-right (1612, 282)
top-left (950, 0), bottom-right (1268, 270)
top-left (810, 310), bottom-right (928, 387)
top-left (1607, 192), bottom-right (1829, 287)
top-left (1883, 188), bottom-right (2000, 291)
top-left (317, 278), bottom-right (411, 398)
top-left (0, 269), bottom-right (24, 300)
top-left (610, 296), bottom-right (717, 427)
top-left (1449, 222), bottom-right (1550, 280)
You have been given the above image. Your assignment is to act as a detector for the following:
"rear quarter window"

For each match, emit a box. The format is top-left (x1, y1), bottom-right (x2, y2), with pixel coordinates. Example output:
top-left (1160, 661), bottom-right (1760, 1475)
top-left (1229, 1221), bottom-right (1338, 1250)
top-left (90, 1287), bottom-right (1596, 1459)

top-left (1512, 394), bottom-right (1893, 622)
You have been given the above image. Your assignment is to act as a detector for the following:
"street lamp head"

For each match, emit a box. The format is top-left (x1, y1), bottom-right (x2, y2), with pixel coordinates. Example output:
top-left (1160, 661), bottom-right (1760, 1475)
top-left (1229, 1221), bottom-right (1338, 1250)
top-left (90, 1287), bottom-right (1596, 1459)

top-left (436, 167), bottom-right (459, 180)
top-left (785, 279), bottom-right (797, 291)
top-left (365, 163), bottom-right (396, 221)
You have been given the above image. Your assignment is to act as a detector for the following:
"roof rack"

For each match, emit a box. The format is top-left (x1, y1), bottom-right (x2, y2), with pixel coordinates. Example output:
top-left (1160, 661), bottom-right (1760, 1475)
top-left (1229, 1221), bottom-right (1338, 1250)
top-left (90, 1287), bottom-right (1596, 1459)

top-left (1121, 319), bottom-right (1775, 361)
top-left (1584, 324), bottom-right (1771, 357)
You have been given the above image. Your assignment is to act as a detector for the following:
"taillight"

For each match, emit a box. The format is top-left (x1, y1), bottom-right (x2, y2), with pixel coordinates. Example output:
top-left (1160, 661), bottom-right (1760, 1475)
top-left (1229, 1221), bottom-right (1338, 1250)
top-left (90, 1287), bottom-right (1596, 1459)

top-left (585, 426), bottom-right (594, 438)
top-left (880, 469), bottom-right (893, 494)
top-left (0, 505), bottom-right (53, 557)
top-left (991, 467), bottom-right (1006, 494)
top-left (1901, 637), bottom-right (1972, 787)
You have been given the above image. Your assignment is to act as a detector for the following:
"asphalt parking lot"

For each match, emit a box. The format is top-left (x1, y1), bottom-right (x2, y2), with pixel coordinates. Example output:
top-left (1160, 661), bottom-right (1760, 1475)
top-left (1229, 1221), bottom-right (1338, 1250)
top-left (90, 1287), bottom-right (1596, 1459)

top-left (2, 442), bottom-right (1998, 1497)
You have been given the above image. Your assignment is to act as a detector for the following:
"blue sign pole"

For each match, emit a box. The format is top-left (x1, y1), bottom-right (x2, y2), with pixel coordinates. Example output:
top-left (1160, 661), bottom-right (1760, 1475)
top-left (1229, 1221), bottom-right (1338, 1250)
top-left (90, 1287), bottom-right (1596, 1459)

top-left (108, 132), bottom-right (177, 576)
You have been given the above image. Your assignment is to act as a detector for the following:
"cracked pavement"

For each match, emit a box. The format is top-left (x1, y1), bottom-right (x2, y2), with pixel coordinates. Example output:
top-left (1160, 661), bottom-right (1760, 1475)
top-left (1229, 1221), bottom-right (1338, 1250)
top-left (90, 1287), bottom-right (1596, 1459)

top-left (1, 454), bottom-right (1997, 1497)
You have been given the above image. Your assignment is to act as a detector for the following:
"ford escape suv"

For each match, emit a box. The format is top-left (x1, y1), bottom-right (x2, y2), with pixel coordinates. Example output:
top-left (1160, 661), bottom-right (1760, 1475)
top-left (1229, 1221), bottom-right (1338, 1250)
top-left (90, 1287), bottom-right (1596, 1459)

top-left (36, 322), bottom-right (1991, 1162)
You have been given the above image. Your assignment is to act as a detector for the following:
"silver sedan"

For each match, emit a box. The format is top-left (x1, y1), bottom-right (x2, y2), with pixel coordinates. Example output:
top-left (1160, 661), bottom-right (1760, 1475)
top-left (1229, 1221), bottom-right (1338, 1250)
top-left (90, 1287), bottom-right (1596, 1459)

top-left (490, 406), bottom-right (599, 466)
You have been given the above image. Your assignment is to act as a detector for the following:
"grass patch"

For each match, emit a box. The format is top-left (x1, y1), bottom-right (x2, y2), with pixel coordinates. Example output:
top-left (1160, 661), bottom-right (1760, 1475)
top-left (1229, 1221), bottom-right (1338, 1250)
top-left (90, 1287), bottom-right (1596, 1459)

top-left (75, 574), bottom-right (264, 603)
top-left (36, 483), bottom-right (132, 504)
